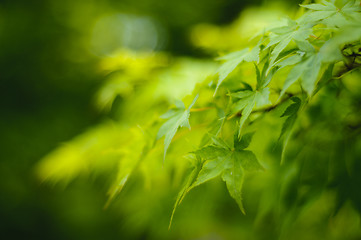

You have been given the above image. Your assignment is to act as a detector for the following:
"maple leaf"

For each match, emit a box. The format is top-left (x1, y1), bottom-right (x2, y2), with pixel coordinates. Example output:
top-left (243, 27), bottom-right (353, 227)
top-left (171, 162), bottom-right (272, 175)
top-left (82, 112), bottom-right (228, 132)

top-left (299, 0), bottom-right (361, 27)
top-left (215, 46), bottom-right (260, 95)
top-left (278, 48), bottom-right (322, 98)
top-left (274, 52), bottom-right (303, 70)
top-left (266, 19), bottom-right (313, 66)
top-left (254, 60), bottom-right (278, 89)
top-left (230, 88), bottom-right (271, 135)
top-left (188, 132), bottom-right (263, 213)
top-left (157, 95), bottom-right (199, 160)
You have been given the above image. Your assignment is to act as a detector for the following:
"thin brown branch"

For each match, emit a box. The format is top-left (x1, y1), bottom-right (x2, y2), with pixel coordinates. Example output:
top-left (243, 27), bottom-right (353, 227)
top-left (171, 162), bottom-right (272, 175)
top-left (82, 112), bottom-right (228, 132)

top-left (228, 93), bottom-right (295, 120)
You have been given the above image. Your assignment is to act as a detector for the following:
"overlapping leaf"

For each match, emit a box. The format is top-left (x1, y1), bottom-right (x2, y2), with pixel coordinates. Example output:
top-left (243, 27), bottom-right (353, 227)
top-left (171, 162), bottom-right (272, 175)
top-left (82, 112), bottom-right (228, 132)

top-left (299, 0), bottom-right (361, 26)
top-left (230, 88), bottom-right (271, 134)
top-left (279, 50), bottom-right (322, 97)
top-left (266, 19), bottom-right (313, 66)
top-left (186, 132), bottom-right (263, 213)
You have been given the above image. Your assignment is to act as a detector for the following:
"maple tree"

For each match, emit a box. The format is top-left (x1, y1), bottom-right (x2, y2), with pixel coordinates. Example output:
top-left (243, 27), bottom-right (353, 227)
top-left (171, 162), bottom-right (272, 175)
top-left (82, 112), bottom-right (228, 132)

top-left (37, 0), bottom-right (361, 238)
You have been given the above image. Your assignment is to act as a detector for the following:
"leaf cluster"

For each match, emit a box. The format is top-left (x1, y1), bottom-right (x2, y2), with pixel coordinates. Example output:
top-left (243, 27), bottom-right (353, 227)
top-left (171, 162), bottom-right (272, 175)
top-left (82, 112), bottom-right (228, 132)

top-left (36, 0), bottom-right (361, 235)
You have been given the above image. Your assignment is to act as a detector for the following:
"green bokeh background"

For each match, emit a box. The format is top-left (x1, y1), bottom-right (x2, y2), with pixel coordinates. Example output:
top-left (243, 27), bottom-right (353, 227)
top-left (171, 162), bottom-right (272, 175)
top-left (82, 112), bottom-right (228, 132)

top-left (3, 0), bottom-right (361, 240)
top-left (0, 1), bottom-right (265, 238)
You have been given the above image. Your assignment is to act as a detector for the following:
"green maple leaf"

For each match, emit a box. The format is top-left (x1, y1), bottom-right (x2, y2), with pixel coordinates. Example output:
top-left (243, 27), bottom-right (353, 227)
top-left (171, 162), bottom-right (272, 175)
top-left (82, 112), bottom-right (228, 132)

top-left (278, 97), bottom-right (301, 163)
top-left (157, 95), bottom-right (199, 160)
top-left (254, 60), bottom-right (279, 90)
top-left (188, 132), bottom-right (263, 213)
top-left (274, 52), bottom-right (303, 70)
top-left (215, 46), bottom-right (260, 95)
top-left (299, 0), bottom-right (361, 27)
top-left (230, 88), bottom-right (271, 135)
top-left (266, 19), bottom-right (313, 66)
top-left (279, 49), bottom-right (322, 97)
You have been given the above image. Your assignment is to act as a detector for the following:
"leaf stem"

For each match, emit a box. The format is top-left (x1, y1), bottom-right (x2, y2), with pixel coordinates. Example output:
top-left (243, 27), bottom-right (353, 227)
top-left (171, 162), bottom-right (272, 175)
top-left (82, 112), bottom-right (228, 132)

top-left (227, 93), bottom-right (295, 120)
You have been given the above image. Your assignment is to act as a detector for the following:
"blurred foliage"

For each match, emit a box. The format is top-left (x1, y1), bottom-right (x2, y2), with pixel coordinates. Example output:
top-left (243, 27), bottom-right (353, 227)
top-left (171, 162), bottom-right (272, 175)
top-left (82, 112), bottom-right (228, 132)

top-left (2, 0), bottom-right (361, 240)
